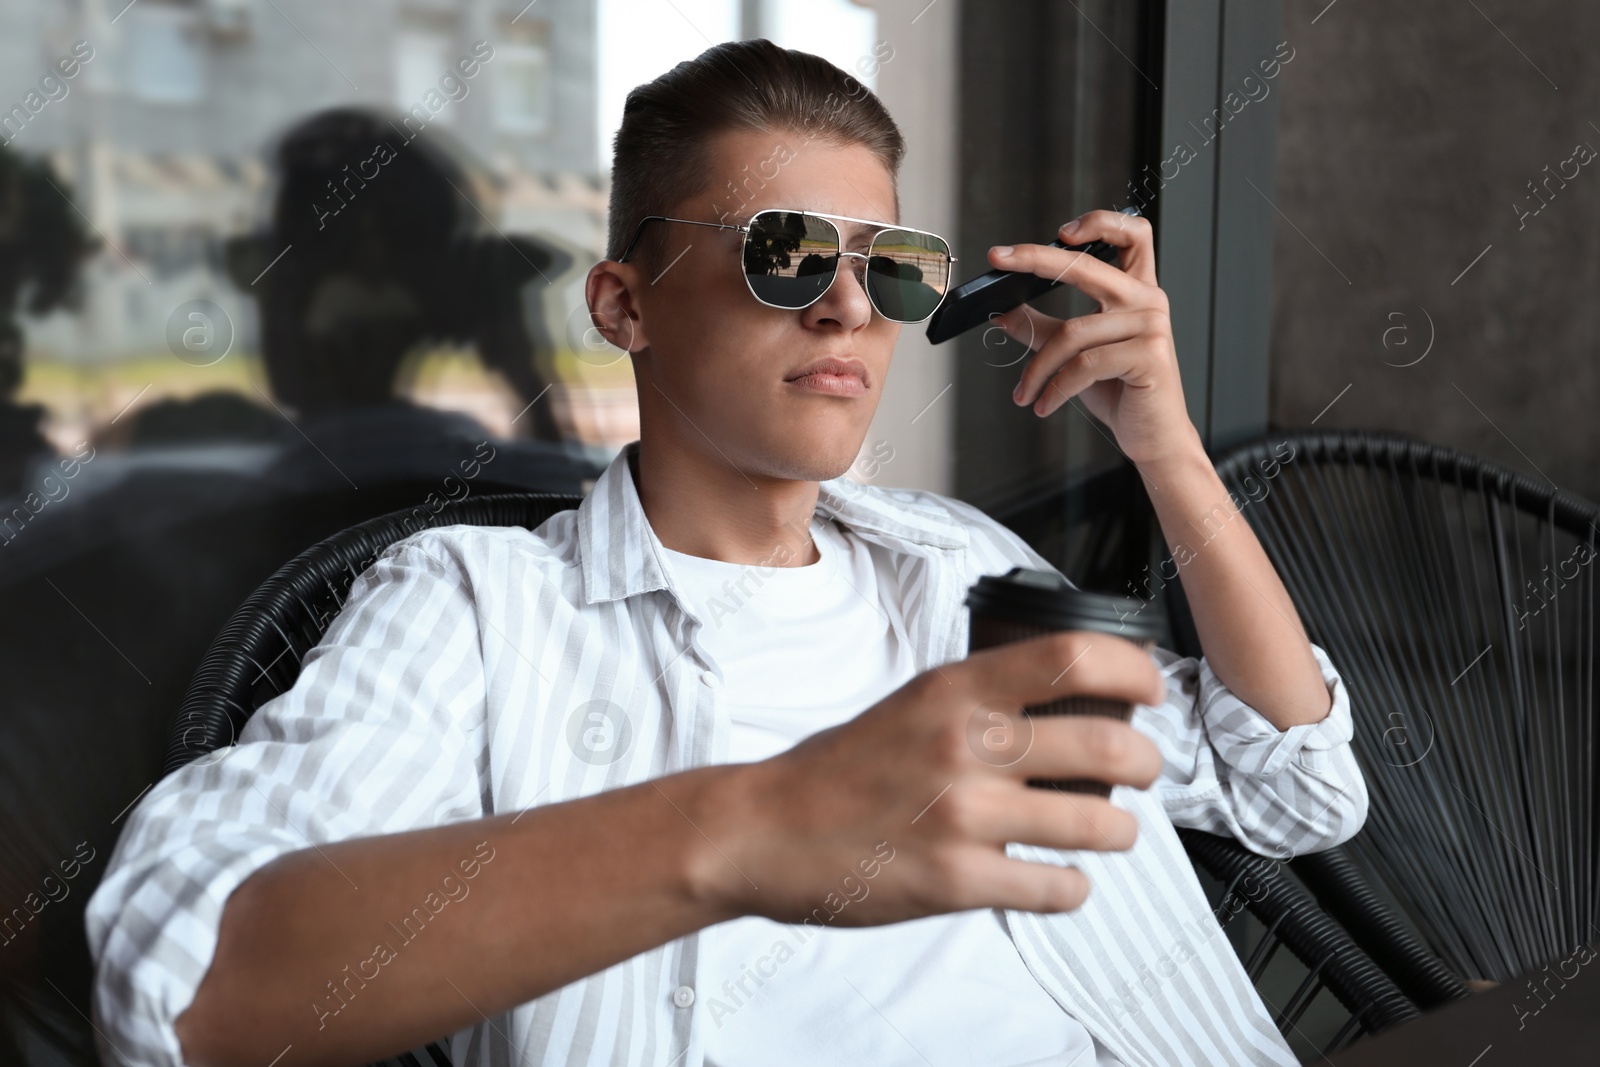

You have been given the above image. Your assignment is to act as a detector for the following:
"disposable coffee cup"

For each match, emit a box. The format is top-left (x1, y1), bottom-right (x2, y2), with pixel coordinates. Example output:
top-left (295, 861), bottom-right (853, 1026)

top-left (965, 567), bottom-right (1163, 797)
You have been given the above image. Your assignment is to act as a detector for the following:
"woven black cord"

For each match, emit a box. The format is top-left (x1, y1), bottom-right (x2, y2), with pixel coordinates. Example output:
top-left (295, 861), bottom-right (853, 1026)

top-left (1211, 429), bottom-right (1600, 984)
top-left (1290, 847), bottom-right (1470, 1009)
top-left (1180, 829), bottom-right (1421, 1045)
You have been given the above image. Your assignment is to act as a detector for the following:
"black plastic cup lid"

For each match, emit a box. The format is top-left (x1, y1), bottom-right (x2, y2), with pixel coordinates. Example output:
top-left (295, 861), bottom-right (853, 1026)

top-left (965, 567), bottom-right (1162, 642)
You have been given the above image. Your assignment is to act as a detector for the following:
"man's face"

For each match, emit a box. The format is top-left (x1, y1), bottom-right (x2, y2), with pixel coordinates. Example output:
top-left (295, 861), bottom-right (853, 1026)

top-left (613, 126), bottom-right (903, 482)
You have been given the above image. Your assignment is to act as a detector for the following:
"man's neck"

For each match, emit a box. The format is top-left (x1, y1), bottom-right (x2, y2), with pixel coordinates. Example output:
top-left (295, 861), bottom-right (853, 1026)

top-left (630, 440), bottom-right (823, 567)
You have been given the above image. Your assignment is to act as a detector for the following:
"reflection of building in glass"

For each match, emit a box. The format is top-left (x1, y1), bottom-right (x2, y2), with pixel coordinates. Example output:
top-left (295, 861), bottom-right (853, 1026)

top-left (0, 0), bottom-right (626, 447)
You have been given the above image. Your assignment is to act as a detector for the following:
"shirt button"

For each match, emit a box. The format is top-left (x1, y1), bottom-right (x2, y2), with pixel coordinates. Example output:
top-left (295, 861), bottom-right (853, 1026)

top-left (700, 670), bottom-right (719, 689)
top-left (673, 985), bottom-right (696, 1008)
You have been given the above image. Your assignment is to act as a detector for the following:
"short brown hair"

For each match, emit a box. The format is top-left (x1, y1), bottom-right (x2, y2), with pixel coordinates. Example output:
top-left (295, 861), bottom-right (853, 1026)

top-left (606, 37), bottom-right (905, 272)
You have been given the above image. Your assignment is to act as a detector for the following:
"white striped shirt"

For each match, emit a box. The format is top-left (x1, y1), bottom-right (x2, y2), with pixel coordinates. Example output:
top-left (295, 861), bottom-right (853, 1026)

top-left (86, 438), bottom-right (1367, 1066)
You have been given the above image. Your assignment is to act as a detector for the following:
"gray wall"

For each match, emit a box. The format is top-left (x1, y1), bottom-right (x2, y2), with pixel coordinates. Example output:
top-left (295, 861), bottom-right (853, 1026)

top-left (1268, 1), bottom-right (1597, 501)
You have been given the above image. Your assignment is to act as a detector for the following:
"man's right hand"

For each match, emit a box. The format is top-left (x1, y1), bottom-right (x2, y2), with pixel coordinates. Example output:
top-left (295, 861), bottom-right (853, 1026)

top-left (694, 630), bottom-right (1166, 927)
top-left (172, 630), bottom-right (1164, 1067)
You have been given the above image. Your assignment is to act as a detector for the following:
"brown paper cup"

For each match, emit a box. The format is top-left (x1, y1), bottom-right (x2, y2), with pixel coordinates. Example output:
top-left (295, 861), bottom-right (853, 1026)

top-left (966, 570), bottom-right (1161, 798)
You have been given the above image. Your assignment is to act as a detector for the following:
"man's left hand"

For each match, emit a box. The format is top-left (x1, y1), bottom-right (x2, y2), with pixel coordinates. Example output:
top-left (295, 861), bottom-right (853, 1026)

top-left (986, 210), bottom-right (1201, 467)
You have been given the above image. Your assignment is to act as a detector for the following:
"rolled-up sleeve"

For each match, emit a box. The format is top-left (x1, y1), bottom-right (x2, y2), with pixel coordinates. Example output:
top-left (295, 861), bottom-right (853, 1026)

top-left (83, 534), bottom-right (489, 1067)
top-left (939, 495), bottom-right (1369, 857)
top-left (1134, 641), bottom-right (1368, 859)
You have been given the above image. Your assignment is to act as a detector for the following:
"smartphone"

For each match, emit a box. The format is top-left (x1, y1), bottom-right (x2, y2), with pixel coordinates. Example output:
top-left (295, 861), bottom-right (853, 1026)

top-left (924, 206), bottom-right (1141, 346)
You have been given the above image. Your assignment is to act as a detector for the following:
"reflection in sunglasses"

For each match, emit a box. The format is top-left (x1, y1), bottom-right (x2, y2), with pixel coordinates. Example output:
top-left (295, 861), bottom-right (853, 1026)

top-left (739, 211), bottom-right (950, 322)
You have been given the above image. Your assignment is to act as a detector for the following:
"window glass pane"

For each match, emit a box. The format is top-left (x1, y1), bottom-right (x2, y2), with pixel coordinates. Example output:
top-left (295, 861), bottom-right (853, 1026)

top-left (126, 5), bottom-right (204, 103)
top-left (0, 6), bottom-right (984, 1062)
top-left (395, 21), bottom-right (458, 125)
top-left (495, 21), bottom-right (552, 132)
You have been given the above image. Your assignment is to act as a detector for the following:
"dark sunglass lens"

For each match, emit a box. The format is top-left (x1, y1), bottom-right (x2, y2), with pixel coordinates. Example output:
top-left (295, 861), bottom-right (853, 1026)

top-left (864, 230), bottom-right (951, 323)
top-left (743, 212), bottom-right (839, 309)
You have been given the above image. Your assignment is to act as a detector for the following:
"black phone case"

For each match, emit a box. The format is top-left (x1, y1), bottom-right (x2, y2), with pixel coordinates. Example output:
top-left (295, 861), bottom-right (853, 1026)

top-left (923, 207), bottom-right (1140, 346)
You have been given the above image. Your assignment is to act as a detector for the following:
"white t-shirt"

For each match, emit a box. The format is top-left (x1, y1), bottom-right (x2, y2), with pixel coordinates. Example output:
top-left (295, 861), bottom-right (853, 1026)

top-left (659, 515), bottom-right (1123, 1067)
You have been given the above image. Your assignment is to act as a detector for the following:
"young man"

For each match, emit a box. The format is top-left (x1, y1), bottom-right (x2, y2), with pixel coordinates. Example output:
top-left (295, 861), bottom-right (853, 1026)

top-left (87, 39), bottom-right (1365, 1067)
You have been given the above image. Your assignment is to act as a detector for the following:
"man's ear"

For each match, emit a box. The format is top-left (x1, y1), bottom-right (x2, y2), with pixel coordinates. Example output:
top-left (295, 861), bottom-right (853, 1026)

top-left (584, 260), bottom-right (649, 355)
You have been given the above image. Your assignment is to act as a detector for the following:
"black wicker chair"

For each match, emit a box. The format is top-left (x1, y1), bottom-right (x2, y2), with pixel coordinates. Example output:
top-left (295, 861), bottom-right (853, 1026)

top-left (169, 487), bottom-right (1423, 1063)
top-left (1199, 430), bottom-right (1600, 996)
top-left (989, 456), bottom-right (1463, 1052)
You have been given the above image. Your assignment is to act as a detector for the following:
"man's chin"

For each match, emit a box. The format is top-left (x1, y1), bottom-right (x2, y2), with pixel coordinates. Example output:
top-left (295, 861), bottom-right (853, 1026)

top-left (756, 435), bottom-right (868, 484)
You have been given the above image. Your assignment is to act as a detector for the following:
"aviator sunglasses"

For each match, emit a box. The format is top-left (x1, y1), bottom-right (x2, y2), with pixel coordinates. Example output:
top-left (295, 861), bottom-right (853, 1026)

top-left (617, 208), bottom-right (956, 324)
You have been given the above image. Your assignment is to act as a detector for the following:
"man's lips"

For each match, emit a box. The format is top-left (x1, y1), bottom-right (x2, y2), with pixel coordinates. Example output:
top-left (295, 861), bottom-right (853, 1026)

top-left (787, 370), bottom-right (867, 397)
top-left (785, 357), bottom-right (869, 392)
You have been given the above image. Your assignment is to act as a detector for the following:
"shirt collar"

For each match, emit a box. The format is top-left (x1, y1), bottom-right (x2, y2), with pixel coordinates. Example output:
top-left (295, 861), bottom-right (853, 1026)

top-left (577, 439), bottom-right (969, 607)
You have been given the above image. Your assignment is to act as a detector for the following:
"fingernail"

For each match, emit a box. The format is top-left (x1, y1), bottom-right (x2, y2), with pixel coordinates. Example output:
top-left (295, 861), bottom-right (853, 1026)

top-left (992, 245), bottom-right (1013, 257)
top-left (1013, 381), bottom-right (1026, 403)
top-left (1063, 218), bottom-right (1081, 235)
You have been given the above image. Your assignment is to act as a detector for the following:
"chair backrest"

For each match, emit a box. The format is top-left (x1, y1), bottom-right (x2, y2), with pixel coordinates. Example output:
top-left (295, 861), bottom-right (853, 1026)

top-left (1210, 429), bottom-right (1599, 985)
top-left (166, 492), bottom-right (583, 774)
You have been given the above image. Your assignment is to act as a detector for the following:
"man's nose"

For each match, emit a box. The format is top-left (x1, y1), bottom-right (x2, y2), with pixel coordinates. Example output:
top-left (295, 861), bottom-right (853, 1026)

top-left (834, 251), bottom-right (871, 289)
top-left (808, 252), bottom-right (875, 326)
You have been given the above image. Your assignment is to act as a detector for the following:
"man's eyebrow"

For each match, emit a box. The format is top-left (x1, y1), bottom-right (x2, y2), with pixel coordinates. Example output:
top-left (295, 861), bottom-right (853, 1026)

top-left (840, 222), bottom-right (875, 248)
top-left (836, 219), bottom-right (907, 251)
top-left (732, 213), bottom-right (899, 245)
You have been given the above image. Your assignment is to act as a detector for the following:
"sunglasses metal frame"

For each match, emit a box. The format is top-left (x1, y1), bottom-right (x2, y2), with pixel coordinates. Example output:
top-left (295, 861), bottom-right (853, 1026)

top-left (616, 208), bottom-right (957, 323)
